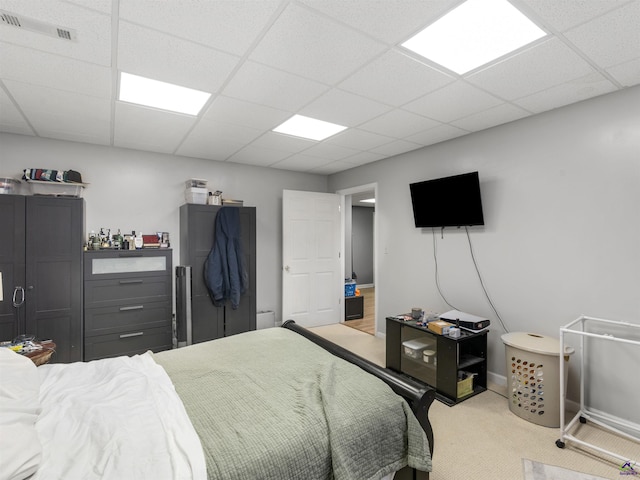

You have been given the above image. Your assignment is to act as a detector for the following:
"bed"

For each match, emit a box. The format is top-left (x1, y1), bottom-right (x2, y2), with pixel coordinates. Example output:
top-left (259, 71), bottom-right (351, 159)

top-left (0, 321), bottom-right (434, 480)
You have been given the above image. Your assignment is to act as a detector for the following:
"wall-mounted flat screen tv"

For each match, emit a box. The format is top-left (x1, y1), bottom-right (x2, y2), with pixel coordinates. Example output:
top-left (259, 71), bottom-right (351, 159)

top-left (410, 171), bottom-right (484, 228)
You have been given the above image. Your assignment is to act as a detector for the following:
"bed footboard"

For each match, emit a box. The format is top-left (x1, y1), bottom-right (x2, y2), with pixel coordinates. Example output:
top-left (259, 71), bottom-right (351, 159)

top-left (281, 320), bottom-right (435, 456)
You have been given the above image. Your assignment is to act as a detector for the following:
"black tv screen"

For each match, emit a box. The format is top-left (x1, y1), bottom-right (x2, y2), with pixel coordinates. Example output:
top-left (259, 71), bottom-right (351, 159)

top-left (410, 171), bottom-right (484, 228)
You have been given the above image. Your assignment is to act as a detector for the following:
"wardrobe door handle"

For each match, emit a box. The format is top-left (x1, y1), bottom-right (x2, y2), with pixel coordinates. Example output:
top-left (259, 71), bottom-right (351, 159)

top-left (119, 305), bottom-right (144, 311)
top-left (119, 279), bottom-right (143, 284)
top-left (119, 332), bottom-right (143, 339)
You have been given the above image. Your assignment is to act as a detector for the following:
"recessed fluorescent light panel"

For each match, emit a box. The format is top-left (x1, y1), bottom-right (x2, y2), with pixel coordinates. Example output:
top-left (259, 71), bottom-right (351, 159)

top-left (360, 198), bottom-right (375, 204)
top-left (118, 72), bottom-right (211, 115)
top-left (401, 0), bottom-right (546, 75)
top-left (273, 114), bottom-right (347, 141)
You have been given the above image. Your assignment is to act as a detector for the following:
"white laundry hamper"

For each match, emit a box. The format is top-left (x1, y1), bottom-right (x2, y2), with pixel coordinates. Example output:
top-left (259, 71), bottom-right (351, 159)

top-left (502, 332), bottom-right (574, 428)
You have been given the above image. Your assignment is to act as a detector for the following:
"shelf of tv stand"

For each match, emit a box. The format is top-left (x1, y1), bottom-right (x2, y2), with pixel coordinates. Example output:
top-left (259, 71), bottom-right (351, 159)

top-left (386, 315), bottom-right (488, 406)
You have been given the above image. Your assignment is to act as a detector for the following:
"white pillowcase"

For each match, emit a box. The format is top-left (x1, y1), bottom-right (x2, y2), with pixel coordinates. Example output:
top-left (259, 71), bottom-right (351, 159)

top-left (0, 348), bottom-right (43, 480)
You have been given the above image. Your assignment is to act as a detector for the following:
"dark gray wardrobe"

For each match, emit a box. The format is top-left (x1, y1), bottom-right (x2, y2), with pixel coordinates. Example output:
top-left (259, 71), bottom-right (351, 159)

top-left (0, 194), bottom-right (84, 362)
top-left (179, 204), bottom-right (256, 343)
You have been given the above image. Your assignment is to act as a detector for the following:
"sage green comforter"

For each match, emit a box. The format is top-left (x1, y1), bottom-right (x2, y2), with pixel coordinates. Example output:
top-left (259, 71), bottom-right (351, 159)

top-left (153, 328), bottom-right (431, 480)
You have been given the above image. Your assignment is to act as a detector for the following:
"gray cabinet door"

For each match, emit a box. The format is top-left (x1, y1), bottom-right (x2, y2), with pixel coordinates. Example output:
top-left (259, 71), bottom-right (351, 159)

top-left (180, 204), bottom-right (256, 343)
top-left (0, 195), bottom-right (25, 340)
top-left (25, 196), bottom-right (83, 363)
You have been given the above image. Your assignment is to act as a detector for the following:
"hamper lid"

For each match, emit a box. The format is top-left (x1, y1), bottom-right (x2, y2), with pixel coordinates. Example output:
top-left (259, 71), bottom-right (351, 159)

top-left (501, 332), bottom-right (574, 356)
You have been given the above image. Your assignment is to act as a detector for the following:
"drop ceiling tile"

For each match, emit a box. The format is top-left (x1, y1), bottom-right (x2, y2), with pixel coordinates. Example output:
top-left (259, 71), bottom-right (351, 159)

top-left (451, 103), bottom-right (529, 132)
top-left (270, 153), bottom-right (333, 172)
top-left (177, 134), bottom-right (245, 163)
top-left (4, 80), bottom-right (110, 144)
top-left (606, 58), bottom-right (640, 87)
top-left (404, 124), bottom-right (469, 146)
top-left (227, 144), bottom-right (292, 167)
top-left (564, 1), bottom-right (640, 69)
top-left (0, 42), bottom-right (111, 98)
top-left (119, 0), bottom-right (282, 57)
top-left (309, 160), bottom-right (356, 175)
top-left (466, 38), bottom-right (596, 100)
top-left (113, 102), bottom-right (196, 154)
top-left (403, 81), bottom-right (503, 123)
top-left (249, 3), bottom-right (386, 85)
top-left (117, 22), bottom-right (240, 94)
top-left (338, 50), bottom-right (454, 107)
top-left (520, 0), bottom-right (632, 32)
top-left (369, 139), bottom-right (423, 157)
top-left (185, 116), bottom-right (263, 147)
top-left (64, 0), bottom-right (112, 15)
top-left (250, 131), bottom-right (316, 154)
top-left (299, 0), bottom-right (457, 45)
top-left (325, 128), bottom-right (394, 150)
top-left (359, 109), bottom-right (440, 138)
top-left (202, 96), bottom-right (290, 131)
top-left (222, 61), bottom-right (328, 111)
top-left (340, 151), bottom-right (386, 166)
top-left (301, 142), bottom-right (359, 161)
top-left (0, 85), bottom-right (34, 135)
top-left (513, 72), bottom-right (617, 113)
top-left (300, 88), bottom-right (392, 127)
top-left (0, 0), bottom-right (112, 65)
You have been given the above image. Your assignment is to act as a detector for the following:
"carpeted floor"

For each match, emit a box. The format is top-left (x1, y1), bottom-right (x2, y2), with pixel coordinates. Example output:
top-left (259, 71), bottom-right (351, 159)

top-left (310, 324), bottom-right (639, 480)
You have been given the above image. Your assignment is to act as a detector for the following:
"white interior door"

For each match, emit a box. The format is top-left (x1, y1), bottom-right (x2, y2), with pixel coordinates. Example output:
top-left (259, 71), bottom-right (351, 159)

top-left (282, 190), bottom-right (342, 328)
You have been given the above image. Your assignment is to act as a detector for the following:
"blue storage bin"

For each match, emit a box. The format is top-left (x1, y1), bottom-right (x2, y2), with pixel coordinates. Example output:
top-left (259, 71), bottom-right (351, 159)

top-left (345, 282), bottom-right (356, 297)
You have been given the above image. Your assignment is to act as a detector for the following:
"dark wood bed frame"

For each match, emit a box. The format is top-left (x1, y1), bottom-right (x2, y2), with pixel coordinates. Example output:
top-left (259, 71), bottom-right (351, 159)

top-left (282, 320), bottom-right (435, 478)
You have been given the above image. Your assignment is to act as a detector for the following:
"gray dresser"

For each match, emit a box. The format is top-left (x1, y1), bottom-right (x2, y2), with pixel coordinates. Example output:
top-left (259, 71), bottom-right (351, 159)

top-left (83, 249), bottom-right (172, 361)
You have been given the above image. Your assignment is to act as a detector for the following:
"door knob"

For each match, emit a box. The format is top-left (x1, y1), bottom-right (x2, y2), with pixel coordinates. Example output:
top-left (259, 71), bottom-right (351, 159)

top-left (284, 265), bottom-right (290, 272)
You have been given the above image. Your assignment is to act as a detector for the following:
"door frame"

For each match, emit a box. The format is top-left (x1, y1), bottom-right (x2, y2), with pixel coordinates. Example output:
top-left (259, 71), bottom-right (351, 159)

top-left (336, 183), bottom-right (378, 334)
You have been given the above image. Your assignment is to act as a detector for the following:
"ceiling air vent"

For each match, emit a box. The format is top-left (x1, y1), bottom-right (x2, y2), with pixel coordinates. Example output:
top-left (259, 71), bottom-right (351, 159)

top-left (0, 9), bottom-right (77, 41)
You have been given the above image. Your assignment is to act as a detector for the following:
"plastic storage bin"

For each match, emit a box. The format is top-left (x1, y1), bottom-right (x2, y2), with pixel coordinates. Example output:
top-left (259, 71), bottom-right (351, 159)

top-left (185, 187), bottom-right (207, 204)
top-left (402, 338), bottom-right (433, 359)
top-left (344, 281), bottom-right (356, 297)
top-left (502, 332), bottom-right (574, 427)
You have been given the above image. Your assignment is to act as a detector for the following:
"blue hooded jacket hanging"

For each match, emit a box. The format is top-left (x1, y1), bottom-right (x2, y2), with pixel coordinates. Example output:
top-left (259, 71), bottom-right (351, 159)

top-left (204, 207), bottom-right (248, 309)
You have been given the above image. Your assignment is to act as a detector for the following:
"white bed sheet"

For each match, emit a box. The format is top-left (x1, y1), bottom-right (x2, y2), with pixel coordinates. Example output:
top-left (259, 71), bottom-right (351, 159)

top-left (33, 352), bottom-right (206, 480)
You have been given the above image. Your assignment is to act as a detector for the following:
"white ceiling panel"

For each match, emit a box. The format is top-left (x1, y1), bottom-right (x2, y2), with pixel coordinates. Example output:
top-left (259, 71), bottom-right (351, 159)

top-left (563, 1), bottom-right (640, 69)
top-left (338, 50), bottom-right (454, 106)
top-left (249, 131), bottom-right (316, 154)
top-left (359, 109), bottom-right (441, 138)
top-left (202, 96), bottom-right (290, 131)
top-left (513, 71), bottom-right (617, 113)
top-left (249, 3), bottom-right (386, 85)
top-left (369, 139), bottom-right (423, 157)
top-left (0, 85), bottom-right (34, 135)
top-left (118, 0), bottom-right (282, 56)
top-left (0, 42), bottom-right (111, 98)
top-left (325, 128), bottom-right (395, 151)
top-left (5, 80), bottom-right (110, 144)
top-left (113, 102), bottom-right (197, 153)
top-left (404, 124), bottom-right (469, 146)
top-left (0, 0), bottom-right (112, 65)
top-left (270, 153), bottom-right (333, 172)
top-left (117, 22), bottom-right (240, 94)
top-left (0, 0), bottom-right (638, 174)
top-left (451, 103), bottom-right (530, 132)
top-left (403, 81), bottom-right (503, 123)
top-left (519, 0), bottom-right (633, 32)
top-left (227, 144), bottom-right (292, 167)
top-left (300, 88), bottom-right (392, 127)
top-left (221, 61), bottom-right (328, 111)
top-left (466, 38), bottom-right (597, 101)
top-left (299, 0), bottom-right (457, 45)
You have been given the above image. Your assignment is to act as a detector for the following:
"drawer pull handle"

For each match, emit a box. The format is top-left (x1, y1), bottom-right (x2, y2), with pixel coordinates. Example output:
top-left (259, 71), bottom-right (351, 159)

top-left (120, 332), bottom-right (144, 339)
top-left (119, 279), bottom-right (143, 285)
top-left (120, 305), bottom-right (144, 311)
top-left (118, 253), bottom-right (143, 257)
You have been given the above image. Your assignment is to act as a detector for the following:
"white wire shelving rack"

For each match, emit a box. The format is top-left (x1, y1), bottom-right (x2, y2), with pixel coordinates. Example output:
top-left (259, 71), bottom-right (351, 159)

top-left (557, 315), bottom-right (640, 466)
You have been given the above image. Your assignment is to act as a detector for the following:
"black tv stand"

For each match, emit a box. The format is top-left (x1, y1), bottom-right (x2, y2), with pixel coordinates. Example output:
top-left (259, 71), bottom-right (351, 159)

top-left (386, 315), bottom-right (487, 406)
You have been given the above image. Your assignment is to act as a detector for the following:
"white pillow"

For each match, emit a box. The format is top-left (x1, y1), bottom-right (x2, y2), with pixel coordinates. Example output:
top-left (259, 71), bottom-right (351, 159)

top-left (0, 348), bottom-right (43, 480)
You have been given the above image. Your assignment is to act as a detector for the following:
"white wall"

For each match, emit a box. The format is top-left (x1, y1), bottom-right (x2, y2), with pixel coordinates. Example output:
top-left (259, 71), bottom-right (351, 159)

top-left (328, 86), bottom-right (640, 416)
top-left (1, 133), bottom-right (327, 322)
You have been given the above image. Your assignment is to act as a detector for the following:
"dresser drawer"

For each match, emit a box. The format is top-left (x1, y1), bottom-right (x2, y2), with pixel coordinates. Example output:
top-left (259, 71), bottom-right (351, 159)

top-left (85, 277), bottom-right (170, 308)
top-left (84, 325), bottom-right (172, 361)
top-left (84, 302), bottom-right (171, 336)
